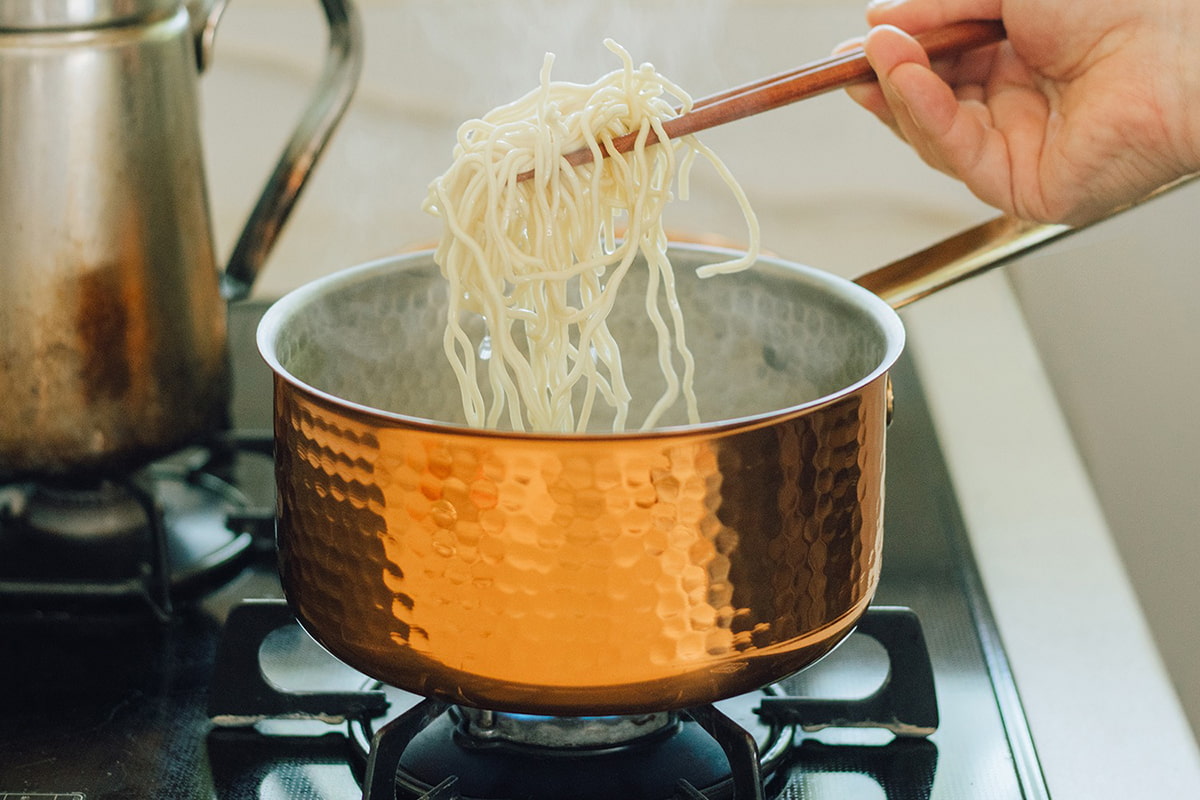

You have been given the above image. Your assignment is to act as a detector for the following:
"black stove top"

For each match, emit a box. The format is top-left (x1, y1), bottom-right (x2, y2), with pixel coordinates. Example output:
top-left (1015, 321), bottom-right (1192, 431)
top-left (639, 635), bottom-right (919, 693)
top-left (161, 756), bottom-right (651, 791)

top-left (0, 303), bottom-right (1048, 800)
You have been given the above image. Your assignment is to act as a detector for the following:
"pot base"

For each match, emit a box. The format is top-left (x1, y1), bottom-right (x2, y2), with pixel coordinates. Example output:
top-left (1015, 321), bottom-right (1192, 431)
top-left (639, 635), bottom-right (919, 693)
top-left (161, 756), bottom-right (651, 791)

top-left (289, 591), bottom-right (870, 715)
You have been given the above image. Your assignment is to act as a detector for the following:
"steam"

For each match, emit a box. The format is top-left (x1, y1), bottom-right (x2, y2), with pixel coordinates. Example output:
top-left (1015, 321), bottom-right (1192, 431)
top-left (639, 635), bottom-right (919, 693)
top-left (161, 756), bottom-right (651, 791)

top-left (406, 0), bottom-right (738, 119)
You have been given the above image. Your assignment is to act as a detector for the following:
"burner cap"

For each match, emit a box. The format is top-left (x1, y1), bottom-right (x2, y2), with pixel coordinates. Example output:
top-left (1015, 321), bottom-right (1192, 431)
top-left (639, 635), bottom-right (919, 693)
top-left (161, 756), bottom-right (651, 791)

top-left (457, 707), bottom-right (675, 750)
top-left (22, 481), bottom-right (149, 543)
top-left (384, 704), bottom-right (745, 800)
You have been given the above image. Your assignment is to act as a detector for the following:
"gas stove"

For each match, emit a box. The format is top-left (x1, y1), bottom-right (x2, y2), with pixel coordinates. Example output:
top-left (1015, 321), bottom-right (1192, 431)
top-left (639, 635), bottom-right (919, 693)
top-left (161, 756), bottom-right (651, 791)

top-left (0, 302), bottom-right (1048, 799)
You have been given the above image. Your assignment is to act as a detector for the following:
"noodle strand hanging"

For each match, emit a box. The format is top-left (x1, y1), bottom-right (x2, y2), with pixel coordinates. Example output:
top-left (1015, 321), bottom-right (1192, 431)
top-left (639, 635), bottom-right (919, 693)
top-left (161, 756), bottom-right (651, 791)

top-left (423, 40), bottom-right (760, 433)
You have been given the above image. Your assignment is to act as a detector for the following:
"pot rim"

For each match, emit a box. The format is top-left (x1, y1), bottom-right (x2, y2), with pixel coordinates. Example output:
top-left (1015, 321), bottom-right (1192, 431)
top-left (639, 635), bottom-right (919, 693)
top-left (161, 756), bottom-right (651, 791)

top-left (256, 242), bottom-right (906, 441)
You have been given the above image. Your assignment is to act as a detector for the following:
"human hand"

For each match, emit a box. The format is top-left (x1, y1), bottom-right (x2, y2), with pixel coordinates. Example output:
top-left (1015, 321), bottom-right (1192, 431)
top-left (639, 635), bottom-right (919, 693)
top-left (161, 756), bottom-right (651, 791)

top-left (841, 0), bottom-right (1200, 224)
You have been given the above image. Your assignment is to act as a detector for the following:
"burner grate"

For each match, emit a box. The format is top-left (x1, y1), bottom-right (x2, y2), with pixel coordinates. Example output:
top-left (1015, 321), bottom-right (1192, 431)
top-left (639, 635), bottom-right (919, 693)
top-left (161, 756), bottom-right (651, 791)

top-left (0, 432), bottom-right (274, 621)
top-left (207, 600), bottom-right (939, 800)
top-left (756, 607), bottom-right (938, 737)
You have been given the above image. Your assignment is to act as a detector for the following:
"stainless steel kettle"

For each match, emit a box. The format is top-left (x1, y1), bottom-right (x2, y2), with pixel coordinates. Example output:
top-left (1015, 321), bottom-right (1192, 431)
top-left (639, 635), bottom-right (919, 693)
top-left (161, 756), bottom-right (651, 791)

top-left (0, 0), bottom-right (361, 480)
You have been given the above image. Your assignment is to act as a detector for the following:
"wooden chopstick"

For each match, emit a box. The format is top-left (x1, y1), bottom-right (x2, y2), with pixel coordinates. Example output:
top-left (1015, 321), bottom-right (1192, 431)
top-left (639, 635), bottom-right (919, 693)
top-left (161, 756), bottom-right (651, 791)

top-left (515, 20), bottom-right (1005, 183)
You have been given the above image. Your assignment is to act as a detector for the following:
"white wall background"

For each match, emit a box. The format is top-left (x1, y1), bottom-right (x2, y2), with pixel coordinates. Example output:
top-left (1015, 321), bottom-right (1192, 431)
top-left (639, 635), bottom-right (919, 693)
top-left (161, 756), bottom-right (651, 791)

top-left (199, 0), bottom-right (1199, 743)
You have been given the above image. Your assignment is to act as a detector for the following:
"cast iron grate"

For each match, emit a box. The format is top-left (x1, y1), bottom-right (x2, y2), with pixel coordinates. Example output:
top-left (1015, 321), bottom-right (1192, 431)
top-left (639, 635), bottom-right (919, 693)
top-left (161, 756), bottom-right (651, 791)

top-left (208, 600), bottom-right (938, 800)
top-left (0, 432), bottom-right (274, 621)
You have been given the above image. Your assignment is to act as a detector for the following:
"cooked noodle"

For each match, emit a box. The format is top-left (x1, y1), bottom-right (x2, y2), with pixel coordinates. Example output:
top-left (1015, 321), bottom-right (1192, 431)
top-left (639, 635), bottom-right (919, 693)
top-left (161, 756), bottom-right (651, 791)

top-left (422, 39), bottom-right (759, 433)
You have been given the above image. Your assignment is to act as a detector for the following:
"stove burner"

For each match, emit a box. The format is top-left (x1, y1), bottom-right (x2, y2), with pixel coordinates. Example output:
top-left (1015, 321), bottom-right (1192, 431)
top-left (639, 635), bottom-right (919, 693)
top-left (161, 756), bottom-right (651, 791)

top-left (21, 480), bottom-right (152, 544)
top-left (0, 434), bottom-right (274, 620)
top-left (207, 600), bottom-right (939, 800)
top-left (362, 698), bottom-right (771, 800)
top-left (456, 707), bottom-right (676, 750)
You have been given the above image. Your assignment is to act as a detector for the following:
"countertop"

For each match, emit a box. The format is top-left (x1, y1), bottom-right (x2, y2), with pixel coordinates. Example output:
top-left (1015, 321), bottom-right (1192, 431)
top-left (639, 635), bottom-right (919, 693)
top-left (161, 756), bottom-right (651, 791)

top-left (902, 269), bottom-right (1200, 799)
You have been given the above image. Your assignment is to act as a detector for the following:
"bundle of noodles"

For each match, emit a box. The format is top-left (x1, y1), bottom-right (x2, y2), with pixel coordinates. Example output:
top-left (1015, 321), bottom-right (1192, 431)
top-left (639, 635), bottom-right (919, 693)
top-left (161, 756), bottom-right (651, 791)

top-left (423, 39), bottom-right (759, 433)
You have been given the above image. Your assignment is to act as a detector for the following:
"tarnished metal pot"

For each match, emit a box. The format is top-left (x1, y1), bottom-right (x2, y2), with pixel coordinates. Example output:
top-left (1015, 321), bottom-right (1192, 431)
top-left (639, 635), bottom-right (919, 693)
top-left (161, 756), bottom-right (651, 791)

top-left (0, 0), bottom-right (360, 480)
top-left (258, 244), bottom-right (903, 714)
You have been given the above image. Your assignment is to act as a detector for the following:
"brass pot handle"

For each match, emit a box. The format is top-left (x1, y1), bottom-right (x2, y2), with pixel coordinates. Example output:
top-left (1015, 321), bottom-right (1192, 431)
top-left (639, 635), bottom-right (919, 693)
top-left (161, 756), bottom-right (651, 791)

top-left (855, 173), bottom-right (1199, 310)
top-left (190, 0), bottom-right (364, 301)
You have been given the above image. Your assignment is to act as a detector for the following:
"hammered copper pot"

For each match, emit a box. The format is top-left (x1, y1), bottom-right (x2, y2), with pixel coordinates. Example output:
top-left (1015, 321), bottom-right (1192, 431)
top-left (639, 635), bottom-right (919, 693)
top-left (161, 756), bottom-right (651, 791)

top-left (259, 244), bottom-right (901, 715)
top-left (256, 182), bottom-right (1191, 715)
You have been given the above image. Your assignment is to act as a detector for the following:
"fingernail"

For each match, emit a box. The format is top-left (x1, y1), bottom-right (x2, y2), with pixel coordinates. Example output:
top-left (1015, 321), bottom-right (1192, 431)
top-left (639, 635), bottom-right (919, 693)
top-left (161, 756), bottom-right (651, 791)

top-left (832, 35), bottom-right (865, 54)
top-left (867, 0), bottom-right (905, 10)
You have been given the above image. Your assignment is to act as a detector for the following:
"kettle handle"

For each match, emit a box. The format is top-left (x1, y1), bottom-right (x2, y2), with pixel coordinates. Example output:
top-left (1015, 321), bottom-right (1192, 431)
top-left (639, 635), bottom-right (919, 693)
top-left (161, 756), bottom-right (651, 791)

top-left (191, 0), bottom-right (363, 301)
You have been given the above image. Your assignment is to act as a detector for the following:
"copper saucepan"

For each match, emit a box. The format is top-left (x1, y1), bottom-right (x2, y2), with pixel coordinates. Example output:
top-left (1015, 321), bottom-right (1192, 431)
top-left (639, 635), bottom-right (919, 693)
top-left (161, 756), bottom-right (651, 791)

top-left (257, 178), bottom-right (1193, 716)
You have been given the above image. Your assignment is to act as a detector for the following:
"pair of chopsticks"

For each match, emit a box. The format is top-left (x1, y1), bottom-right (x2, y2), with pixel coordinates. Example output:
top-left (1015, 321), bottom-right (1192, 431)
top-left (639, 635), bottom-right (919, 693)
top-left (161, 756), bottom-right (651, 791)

top-left (516, 20), bottom-right (1005, 182)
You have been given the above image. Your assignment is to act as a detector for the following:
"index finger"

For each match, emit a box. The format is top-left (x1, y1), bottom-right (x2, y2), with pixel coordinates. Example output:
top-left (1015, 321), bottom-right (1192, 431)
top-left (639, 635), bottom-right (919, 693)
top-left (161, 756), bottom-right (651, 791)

top-left (866, 0), bottom-right (1003, 32)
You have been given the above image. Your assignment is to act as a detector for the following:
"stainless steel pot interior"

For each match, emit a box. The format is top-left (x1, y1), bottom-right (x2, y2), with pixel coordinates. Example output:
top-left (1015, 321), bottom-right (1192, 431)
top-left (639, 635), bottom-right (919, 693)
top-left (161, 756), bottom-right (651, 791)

top-left (259, 244), bottom-right (905, 433)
